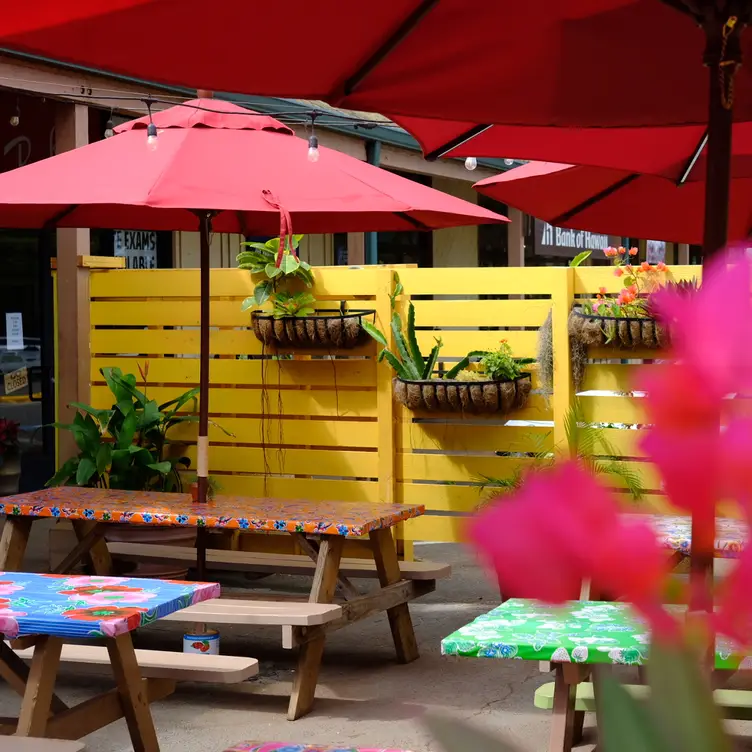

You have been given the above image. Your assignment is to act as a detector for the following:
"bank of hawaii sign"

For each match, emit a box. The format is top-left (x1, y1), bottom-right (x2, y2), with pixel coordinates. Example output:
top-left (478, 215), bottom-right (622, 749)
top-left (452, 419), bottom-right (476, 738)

top-left (534, 219), bottom-right (621, 258)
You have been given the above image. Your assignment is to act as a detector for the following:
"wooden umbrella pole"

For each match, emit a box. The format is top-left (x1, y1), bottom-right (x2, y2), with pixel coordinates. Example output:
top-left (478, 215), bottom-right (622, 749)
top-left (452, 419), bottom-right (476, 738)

top-left (197, 212), bottom-right (212, 507)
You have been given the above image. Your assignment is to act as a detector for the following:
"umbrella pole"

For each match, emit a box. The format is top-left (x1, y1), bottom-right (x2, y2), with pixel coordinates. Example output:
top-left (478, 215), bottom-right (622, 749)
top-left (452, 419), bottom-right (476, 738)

top-left (195, 212), bottom-right (212, 580)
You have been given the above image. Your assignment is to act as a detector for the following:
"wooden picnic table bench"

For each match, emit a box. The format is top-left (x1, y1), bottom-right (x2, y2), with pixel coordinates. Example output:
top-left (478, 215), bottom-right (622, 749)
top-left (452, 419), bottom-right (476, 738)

top-left (222, 745), bottom-right (414, 752)
top-left (442, 598), bottom-right (752, 752)
top-left (0, 571), bottom-right (223, 751)
top-left (0, 489), bottom-right (444, 720)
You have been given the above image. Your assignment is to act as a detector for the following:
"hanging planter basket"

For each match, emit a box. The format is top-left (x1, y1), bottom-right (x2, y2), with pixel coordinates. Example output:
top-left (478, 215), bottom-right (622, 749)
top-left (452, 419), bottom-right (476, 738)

top-left (393, 373), bottom-right (532, 414)
top-left (568, 306), bottom-right (669, 350)
top-left (252, 309), bottom-right (376, 349)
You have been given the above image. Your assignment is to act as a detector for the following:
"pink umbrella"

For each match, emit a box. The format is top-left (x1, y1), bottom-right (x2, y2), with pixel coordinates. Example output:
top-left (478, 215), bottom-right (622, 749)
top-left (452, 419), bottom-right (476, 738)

top-left (0, 98), bottom-right (506, 504)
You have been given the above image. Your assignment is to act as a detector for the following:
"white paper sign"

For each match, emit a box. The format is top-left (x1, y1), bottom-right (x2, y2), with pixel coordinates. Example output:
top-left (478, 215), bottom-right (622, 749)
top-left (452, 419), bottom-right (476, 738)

top-left (3, 367), bottom-right (27, 395)
top-left (646, 240), bottom-right (666, 265)
top-left (114, 230), bottom-right (158, 269)
top-left (5, 312), bottom-right (23, 351)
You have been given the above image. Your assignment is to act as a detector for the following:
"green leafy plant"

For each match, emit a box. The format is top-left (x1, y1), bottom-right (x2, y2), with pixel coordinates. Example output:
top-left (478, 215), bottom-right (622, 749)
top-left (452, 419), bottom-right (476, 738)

top-left (478, 400), bottom-right (644, 502)
top-left (49, 364), bottom-right (231, 491)
top-left (188, 474), bottom-right (222, 500)
top-left (269, 291), bottom-right (316, 318)
top-left (569, 250), bottom-right (591, 267)
top-left (237, 235), bottom-right (315, 314)
top-left (479, 340), bottom-right (535, 382)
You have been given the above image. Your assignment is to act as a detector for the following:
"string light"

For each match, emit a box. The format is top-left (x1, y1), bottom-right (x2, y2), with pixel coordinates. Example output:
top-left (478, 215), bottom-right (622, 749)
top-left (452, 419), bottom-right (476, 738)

top-left (104, 109), bottom-right (115, 138)
top-left (464, 156), bottom-right (477, 171)
top-left (307, 113), bottom-right (320, 163)
top-left (145, 100), bottom-right (158, 151)
top-left (9, 99), bottom-right (19, 127)
top-left (504, 159), bottom-right (515, 166)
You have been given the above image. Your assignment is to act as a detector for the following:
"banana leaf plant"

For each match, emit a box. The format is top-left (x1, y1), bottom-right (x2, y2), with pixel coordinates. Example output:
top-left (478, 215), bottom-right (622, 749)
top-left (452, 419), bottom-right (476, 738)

top-left (49, 364), bottom-right (231, 491)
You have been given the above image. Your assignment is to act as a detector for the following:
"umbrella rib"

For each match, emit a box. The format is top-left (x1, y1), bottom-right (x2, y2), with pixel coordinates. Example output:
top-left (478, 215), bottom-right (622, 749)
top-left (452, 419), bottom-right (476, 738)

top-left (396, 212), bottom-right (431, 230)
top-left (43, 205), bottom-right (79, 228)
top-left (676, 129), bottom-right (708, 185)
top-left (338, 0), bottom-right (439, 99)
top-left (424, 125), bottom-right (494, 161)
top-left (551, 175), bottom-right (639, 225)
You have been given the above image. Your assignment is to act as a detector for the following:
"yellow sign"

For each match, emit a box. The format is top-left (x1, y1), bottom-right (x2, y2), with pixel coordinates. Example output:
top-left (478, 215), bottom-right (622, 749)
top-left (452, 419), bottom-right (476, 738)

top-left (4, 367), bottom-right (28, 396)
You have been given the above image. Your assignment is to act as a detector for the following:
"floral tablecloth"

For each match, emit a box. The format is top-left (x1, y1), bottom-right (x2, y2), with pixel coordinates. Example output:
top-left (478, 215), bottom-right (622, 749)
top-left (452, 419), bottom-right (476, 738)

top-left (442, 599), bottom-right (749, 669)
top-left (640, 514), bottom-right (746, 559)
top-left (0, 572), bottom-right (218, 639)
top-left (0, 488), bottom-right (423, 536)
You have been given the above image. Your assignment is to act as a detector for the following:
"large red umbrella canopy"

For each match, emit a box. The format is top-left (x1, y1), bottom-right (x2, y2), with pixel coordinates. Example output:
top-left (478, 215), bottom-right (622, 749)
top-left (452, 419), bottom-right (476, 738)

top-left (474, 161), bottom-right (752, 246)
top-left (0, 99), bottom-right (505, 231)
top-left (0, 1), bottom-right (750, 128)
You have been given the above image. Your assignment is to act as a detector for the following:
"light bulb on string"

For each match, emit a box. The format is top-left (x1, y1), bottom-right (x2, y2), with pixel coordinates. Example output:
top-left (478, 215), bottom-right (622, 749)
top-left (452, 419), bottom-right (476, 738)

top-left (307, 134), bottom-right (320, 163)
top-left (146, 122), bottom-right (158, 151)
top-left (464, 156), bottom-right (477, 171)
top-left (504, 159), bottom-right (515, 166)
top-left (9, 100), bottom-right (20, 127)
top-left (104, 118), bottom-right (115, 139)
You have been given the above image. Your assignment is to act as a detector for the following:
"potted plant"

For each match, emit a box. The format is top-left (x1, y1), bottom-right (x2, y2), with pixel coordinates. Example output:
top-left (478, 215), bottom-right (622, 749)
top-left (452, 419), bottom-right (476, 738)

top-left (188, 474), bottom-right (222, 502)
top-left (569, 246), bottom-right (669, 350)
top-left (0, 418), bottom-right (20, 496)
top-left (238, 235), bottom-right (374, 348)
top-left (364, 302), bottom-right (534, 414)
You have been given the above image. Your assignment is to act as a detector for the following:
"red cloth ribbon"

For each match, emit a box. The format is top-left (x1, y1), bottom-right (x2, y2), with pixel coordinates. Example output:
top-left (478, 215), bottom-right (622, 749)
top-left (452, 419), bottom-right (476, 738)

top-left (262, 189), bottom-right (296, 267)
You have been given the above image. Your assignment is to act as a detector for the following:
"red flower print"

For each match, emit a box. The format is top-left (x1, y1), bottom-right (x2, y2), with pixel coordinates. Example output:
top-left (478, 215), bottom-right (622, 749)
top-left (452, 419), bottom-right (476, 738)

top-left (63, 585), bottom-right (144, 598)
top-left (64, 606), bottom-right (148, 632)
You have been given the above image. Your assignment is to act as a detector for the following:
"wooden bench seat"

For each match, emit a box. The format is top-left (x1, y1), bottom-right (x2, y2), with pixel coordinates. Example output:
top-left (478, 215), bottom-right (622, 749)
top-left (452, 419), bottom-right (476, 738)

top-left (224, 744), bottom-right (413, 752)
top-left (535, 681), bottom-right (752, 721)
top-left (162, 598), bottom-right (343, 627)
top-left (11, 643), bottom-right (258, 684)
top-left (106, 542), bottom-right (451, 581)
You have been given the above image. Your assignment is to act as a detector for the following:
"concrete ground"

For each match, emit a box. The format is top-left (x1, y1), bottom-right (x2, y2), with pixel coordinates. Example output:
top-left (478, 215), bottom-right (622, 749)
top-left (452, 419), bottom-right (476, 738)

top-left (8, 522), bottom-right (752, 752)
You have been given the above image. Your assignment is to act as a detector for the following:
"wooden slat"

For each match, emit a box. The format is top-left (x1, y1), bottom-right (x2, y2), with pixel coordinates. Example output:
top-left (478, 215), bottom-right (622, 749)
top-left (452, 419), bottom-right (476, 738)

top-left (90, 385), bottom-right (377, 418)
top-left (91, 357), bottom-right (375, 389)
top-left (106, 542), bottom-right (450, 581)
top-left (398, 454), bottom-right (538, 483)
top-left (410, 299), bottom-right (551, 328)
top-left (178, 445), bottom-right (378, 478)
top-left (399, 423), bottom-right (552, 454)
top-left (207, 474), bottom-right (379, 503)
top-left (397, 482), bottom-right (492, 512)
top-left (166, 416), bottom-right (378, 449)
top-left (579, 394), bottom-right (646, 425)
top-left (12, 644), bottom-right (258, 684)
top-left (415, 330), bottom-right (539, 358)
top-left (90, 267), bottom-right (382, 298)
top-left (398, 266), bottom-right (562, 295)
top-left (401, 514), bottom-right (471, 542)
top-left (90, 328), bottom-right (375, 357)
top-left (161, 599), bottom-right (343, 626)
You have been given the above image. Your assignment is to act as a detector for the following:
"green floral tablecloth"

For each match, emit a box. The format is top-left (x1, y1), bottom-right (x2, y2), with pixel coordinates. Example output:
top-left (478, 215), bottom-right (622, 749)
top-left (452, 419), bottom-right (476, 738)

top-left (441, 599), bottom-right (749, 669)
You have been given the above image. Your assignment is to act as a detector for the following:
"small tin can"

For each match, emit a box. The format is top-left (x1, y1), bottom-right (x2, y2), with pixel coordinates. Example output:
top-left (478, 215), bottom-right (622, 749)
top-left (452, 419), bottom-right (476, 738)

top-left (183, 629), bottom-right (220, 655)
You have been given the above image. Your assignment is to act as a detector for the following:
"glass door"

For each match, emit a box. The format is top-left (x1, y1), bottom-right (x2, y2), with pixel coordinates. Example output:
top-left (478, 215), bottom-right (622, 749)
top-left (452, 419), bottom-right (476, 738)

top-left (0, 230), bottom-right (55, 493)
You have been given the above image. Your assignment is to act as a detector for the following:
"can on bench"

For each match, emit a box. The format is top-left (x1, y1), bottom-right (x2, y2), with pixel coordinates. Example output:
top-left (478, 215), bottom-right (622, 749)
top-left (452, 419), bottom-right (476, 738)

top-left (183, 628), bottom-right (220, 655)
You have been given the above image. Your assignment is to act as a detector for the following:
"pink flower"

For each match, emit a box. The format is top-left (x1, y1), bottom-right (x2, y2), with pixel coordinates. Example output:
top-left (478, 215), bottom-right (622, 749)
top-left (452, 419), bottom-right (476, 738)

top-left (0, 582), bottom-right (23, 596)
top-left (614, 267), bottom-right (624, 278)
top-left (468, 464), bottom-right (670, 616)
top-left (604, 247), bottom-right (617, 258)
top-left (0, 616), bottom-right (19, 638)
top-left (78, 591), bottom-right (157, 606)
top-left (592, 300), bottom-right (603, 313)
top-left (598, 287), bottom-right (608, 295)
top-left (618, 246), bottom-right (626, 255)
top-left (640, 261), bottom-right (653, 272)
top-left (656, 261), bottom-right (668, 272)
top-left (63, 576), bottom-right (126, 588)
top-left (629, 247), bottom-right (639, 257)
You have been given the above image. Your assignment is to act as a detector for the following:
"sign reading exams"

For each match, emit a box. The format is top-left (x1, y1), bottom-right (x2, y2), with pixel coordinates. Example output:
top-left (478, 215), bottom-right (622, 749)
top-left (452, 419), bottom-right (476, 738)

top-left (114, 230), bottom-right (158, 269)
top-left (534, 219), bottom-right (621, 259)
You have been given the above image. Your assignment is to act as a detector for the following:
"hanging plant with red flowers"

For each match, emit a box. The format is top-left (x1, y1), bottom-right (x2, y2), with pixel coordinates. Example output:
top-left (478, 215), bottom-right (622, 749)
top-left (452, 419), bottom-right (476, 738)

top-left (0, 419), bottom-right (19, 469)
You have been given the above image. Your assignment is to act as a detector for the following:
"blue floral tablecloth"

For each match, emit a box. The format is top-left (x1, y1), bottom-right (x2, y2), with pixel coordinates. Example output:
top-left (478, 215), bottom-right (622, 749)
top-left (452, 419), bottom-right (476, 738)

top-left (0, 572), bottom-right (218, 639)
top-left (442, 599), bottom-right (749, 669)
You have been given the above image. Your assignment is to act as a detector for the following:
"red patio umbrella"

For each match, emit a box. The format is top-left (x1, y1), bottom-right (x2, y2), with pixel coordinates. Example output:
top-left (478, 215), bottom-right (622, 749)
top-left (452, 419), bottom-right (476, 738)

top-left (0, 97), bottom-right (505, 506)
top-left (474, 160), bottom-right (752, 247)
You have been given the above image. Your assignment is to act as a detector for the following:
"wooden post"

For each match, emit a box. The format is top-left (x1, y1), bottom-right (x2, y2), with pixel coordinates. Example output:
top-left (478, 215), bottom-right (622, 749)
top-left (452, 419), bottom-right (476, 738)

top-left (678, 243), bottom-right (690, 265)
top-left (507, 208), bottom-right (525, 267)
top-left (376, 268), bottom-right (397, 505)
top-left (55, 102), bottom-right (90, 462)
top-left (347, 233), bottom-right (365, 265)
top-left (551, 267), bottom-right (575, 456)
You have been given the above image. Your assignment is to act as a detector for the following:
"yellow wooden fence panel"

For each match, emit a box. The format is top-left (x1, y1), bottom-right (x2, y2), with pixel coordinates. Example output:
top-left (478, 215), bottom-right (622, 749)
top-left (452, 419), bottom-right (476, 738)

top-left (79, 263), bottom-right (702, 545)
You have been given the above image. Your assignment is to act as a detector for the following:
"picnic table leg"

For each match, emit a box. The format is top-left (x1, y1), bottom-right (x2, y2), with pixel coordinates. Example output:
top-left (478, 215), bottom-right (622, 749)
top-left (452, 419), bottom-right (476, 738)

top-left (548, 664), bottom-right (579, 752)
top-left (0, 640), bottom-right (67, 714)
top-left (16, 636), bottom-right (63, 738)
top-left (369, 527), bottom-right (419, 664)
top-left (72, 520), bottom-right (114, 575)
top-left (0, 516), bottom-right (32, 570)
top-left (288, 535), bottom-right (344, 721)
top-left (107, 632), bottom-right (160, 752)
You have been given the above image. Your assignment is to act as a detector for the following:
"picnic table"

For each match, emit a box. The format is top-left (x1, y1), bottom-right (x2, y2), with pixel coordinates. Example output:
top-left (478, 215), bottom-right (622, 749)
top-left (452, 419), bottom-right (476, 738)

top-left (0, 571), bottom-right (217, 750)
top-left (641, 513), bottom-right (746, 559)
top-left (0, 488), bottom-right (431, 719)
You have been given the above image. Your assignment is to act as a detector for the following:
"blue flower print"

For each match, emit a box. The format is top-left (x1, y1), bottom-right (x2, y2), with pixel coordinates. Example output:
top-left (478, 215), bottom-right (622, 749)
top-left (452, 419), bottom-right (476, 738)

top-left (141, 513), bottom-right (153, 523)
top-left (83, 509), bottom-right (95, 519)
top-left (237, 518), bottom-right (250, 529)
top-left (175, 515), bottom-right (189, 525)
top-left (274, 520), bottom-right (287, 530)
top-left (336, 524), bottom-right (349, 536)
top-left (50, 507), bottom-right (61, 517)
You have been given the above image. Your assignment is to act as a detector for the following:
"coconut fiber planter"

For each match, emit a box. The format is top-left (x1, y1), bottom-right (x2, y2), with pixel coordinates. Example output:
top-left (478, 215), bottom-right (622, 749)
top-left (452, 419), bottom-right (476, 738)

top-left (568, 307), bottom-right (669, 350)
top-left (393, 373), bottom-right (532, 414)
top-left (252, 310), bottom-right (375, 349)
